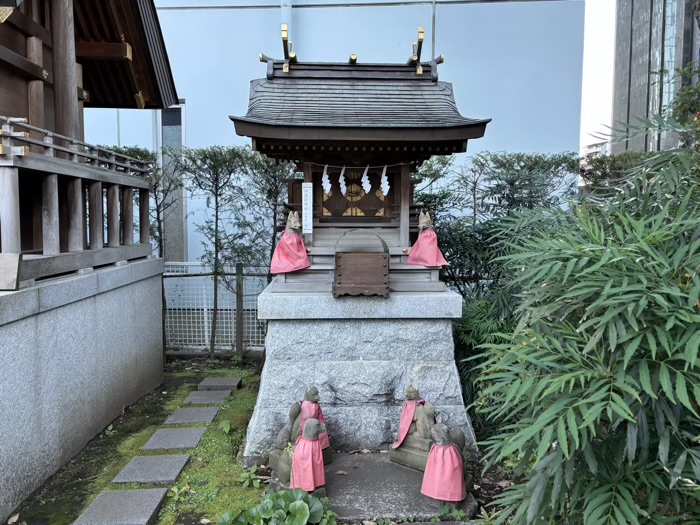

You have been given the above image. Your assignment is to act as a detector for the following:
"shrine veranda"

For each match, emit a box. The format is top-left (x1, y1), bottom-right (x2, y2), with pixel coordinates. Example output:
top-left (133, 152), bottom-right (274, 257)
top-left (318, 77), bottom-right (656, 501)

top-left (231, 42), bottom-right (490, 463)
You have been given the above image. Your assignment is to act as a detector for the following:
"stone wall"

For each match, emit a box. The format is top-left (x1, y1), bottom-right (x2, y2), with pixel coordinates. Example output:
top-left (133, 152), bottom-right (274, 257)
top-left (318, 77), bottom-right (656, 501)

top-left (0, 259), bottom-right (164, 522)
top-left (243, 289), bottom-right (472, 464)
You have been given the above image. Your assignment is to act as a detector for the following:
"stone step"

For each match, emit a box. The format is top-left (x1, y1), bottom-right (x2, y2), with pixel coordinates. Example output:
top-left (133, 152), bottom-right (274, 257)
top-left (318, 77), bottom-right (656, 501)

top-left (198, 377), bottom-right (241, 391)
top-left (184, 389), bottom-right (232, 405)
top-left (389, 445), bottom-right (429, 472)
top-left (141, 428), bottom-right (207, 451)
top-left (73, 488), bottom-right (168, 525)
top-left (112, 455), bottom-right (190, 485)
top-left (164, 407), bottom-right (219, 425)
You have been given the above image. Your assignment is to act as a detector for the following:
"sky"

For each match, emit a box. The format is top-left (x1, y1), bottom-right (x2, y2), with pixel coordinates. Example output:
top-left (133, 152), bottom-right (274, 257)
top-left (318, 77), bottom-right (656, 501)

top-left (83, 0), bottom-right (592, 261)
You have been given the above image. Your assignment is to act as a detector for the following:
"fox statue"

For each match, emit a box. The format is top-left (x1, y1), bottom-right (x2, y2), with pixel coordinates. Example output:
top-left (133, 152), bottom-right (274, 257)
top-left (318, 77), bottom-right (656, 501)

top-left (270, 211), bottom-right (311, 274)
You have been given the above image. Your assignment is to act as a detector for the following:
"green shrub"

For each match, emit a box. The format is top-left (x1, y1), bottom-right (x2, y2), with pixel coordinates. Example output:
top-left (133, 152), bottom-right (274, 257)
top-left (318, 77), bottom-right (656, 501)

top-left (218, 489), bottom-right (337, 525)
top-left (475, 137), bottom-right (700, 523)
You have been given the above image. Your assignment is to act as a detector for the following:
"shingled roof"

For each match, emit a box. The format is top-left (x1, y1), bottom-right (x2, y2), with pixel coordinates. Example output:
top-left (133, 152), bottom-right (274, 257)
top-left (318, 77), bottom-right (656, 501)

top-left (231, 59), bottom-right (490, 163)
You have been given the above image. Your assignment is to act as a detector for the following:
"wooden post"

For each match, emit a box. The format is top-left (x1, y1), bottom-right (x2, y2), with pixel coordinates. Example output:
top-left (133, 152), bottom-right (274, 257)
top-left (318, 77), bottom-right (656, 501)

top-left (52, 0), bottom-right (79, 140)
top-left (76, 63), bottom-right (85, 142)
top-left (139, 188), bottom-right (150, 245)
top-left (41, 174), bottom-right (60, 255)
top-left (27, 36), bottom-right (45, 150)
top-left (122, 187), bottom-right (134, 246)
top-left (235, 262), bottom-right (244, 356)
top-left (67, 178), bottom-right (83, 252)
top-left (88, 181), bottom-right (103, 250)
top-left (399, 164), bottom-right (411, 247)
top-left (0, 167), bottom-right (21, 253)
top-left (107, 185), bottom-right (120, 247)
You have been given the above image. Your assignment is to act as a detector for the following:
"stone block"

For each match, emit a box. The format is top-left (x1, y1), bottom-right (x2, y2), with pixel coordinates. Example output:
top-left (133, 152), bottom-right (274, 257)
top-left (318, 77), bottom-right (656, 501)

top-left (258, 288), bottom-right (463, 320)
top-left (184, 390), bottom-right (232, 405)
top-left (112, 455), bottom-right (190, 484)
top-left (198, 377), bottom-right (241, 391)
top-left (388, 446), bottom-right (429, 471)
top-left (141, 428), bottom-right (207, 451)
top-left (38, 272), bottom-right (98, 312)
top-left (73, 489), bottom-right (168, 525)
top-left (164, 407), bottom-right (219, 425)
top-left (265, 319), bottom-right (454, 361)
top-left (406, 361), bottom-right (464, 405)
top-left (315, 361), bottom-right (406, 406)
top-left (0, 287), bottom-right (38, 325)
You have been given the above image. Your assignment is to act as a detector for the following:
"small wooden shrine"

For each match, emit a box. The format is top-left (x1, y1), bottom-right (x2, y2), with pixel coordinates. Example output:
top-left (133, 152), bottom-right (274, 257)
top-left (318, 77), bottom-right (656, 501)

top-left (0, 0), bottom-right (177, 289)
top-left (231, 26), bottom-right (490, 294)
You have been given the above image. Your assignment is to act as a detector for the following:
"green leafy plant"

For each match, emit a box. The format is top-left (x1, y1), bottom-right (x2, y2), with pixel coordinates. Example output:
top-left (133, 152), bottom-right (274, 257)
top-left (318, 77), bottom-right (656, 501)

top-left (475, 125), bottom-right (700, 524)
top-left (103, 424), bottom-right (117, 437)
top-left (219, 420), bottom-right (233, 435)
top-left (237, 466), bottom-right (260, 488)
top-left (219, 489), bottom-right (337, 525)
top-left (168, 483), bottom-right (191, 503)
top-left (430, 517), bottom-right (441, 523)
top-left (477, 506), bottom-right (504, 525)
top-left (436, 503), bottom-right (451, 517)
top-left (450, 508), bottom-right (467, 521)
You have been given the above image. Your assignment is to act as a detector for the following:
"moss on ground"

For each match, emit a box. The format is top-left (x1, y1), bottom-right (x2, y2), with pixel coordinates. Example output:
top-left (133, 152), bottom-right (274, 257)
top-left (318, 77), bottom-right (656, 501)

top-left (15, 359), bottom-right (262, 525)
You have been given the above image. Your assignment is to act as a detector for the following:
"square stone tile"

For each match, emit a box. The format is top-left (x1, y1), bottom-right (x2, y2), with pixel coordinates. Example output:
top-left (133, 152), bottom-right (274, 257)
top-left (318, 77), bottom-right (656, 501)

top-left (163, 407), bottom-right (220, 425)
top-left (73, 488), bottom-right (168, 525)
top-left (141, 428), bottom-right (207, 451)
top-left (184, 390), bottom-right (231, 405)
top-left (112, 455), bottom-right (190, 484)
top-left (198, 377), bottom-right (241, 391)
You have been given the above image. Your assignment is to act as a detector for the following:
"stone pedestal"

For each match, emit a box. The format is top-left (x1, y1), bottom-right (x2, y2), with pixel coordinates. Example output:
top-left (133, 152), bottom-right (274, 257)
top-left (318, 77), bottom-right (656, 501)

top-left (243, 288), bottom-right (473, 465)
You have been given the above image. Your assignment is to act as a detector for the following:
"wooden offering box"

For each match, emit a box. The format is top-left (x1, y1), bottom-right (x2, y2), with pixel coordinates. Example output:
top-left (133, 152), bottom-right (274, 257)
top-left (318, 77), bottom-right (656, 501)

top-left (334, 252), bottom-right (390, 297)
top-left (333, 230), bottom-right (390, 297)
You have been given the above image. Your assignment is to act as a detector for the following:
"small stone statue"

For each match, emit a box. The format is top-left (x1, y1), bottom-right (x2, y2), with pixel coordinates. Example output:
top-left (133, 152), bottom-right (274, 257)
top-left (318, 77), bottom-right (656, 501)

top-left (421, 423), bottom-right (467, 503)
top-left (268, 425), bottom-right (292, 486)
top-left (406, 211), bottom-right (448, 267)
top-left (289, 386), bottom-right (332, 464)
top-left (290, 418), bottom-right (326, 492)
top-left (392, 385), bottom-right (435, 446)
top-left (389, 385), bottom-right (436, 471)
top-left (270, 211), bottom-right (311, 274)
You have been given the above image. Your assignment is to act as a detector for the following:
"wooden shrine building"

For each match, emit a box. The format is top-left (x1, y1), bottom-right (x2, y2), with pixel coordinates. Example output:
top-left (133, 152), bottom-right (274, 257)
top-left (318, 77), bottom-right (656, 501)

top-left (232, 27), bottom-right (490, 293)
top-left (0, 0), bottom-right (177, 288)
top-left (0, 1), bottom-right (176, 521)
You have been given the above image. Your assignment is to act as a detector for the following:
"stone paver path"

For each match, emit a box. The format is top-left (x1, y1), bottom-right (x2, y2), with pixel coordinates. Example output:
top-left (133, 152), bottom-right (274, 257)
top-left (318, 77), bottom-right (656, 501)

top-left (112, 455), bottom-right (191, 484)
top-left (198, 376), bottom-right (241, 390)
top-left (73, 489), bottom-right (168, 525)
top-left (184, 389), bottom-right (231, 405)
top-left (73, 377), bottom-right (241, 525)
top-left (141, 428), bottom-right (207, 451)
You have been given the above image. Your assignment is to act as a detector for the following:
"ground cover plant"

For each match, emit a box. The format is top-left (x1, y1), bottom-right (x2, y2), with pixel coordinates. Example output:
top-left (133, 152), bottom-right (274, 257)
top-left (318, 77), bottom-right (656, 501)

top-left (218, 489), bottom-right (338, 525)
top-left (473, 118), bottom-right (700, 523)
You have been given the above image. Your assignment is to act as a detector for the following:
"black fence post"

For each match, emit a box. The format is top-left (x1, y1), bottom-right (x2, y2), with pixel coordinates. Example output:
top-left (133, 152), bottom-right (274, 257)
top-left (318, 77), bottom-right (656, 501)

top-left (235, 263), bottom-right (244, 356)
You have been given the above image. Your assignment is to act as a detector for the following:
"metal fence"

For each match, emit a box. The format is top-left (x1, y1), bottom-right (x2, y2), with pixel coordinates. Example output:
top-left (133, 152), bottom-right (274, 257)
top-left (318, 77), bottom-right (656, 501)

top-left (163, 262), bottom-right (269, 353)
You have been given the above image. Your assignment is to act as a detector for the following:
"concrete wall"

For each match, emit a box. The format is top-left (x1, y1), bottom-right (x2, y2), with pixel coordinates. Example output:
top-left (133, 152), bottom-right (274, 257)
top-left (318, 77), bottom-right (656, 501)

top-left (0, 259), bottom-right (164, 522)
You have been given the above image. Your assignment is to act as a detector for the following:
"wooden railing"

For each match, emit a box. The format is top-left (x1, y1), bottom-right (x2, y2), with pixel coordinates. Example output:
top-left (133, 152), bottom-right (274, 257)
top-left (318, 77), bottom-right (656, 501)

top-left (0, 116), bottom-right (154, 289)
top-left (0, 115), bottom-right (153, 176)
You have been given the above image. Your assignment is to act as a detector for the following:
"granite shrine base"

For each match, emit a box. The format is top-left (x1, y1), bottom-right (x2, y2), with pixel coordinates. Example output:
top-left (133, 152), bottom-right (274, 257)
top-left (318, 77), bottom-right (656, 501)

top-left (243, 289), bottom-right (474, 464)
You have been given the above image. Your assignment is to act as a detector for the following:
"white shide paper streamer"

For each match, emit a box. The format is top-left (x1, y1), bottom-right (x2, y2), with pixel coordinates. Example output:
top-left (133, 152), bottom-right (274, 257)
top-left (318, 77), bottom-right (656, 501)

top-left (321, 164), bottom-right (332, 194)
top-left (339, 166), bottom-right (347, 196)
top-left (361, 166), bottom-right (371, 194)
top-left (380, 165), bottom-right (390, 196)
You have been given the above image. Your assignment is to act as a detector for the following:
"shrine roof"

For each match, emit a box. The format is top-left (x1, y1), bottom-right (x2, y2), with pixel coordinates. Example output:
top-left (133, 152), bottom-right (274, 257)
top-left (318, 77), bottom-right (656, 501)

top-left (231, 61), bottom-right (490, 140)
